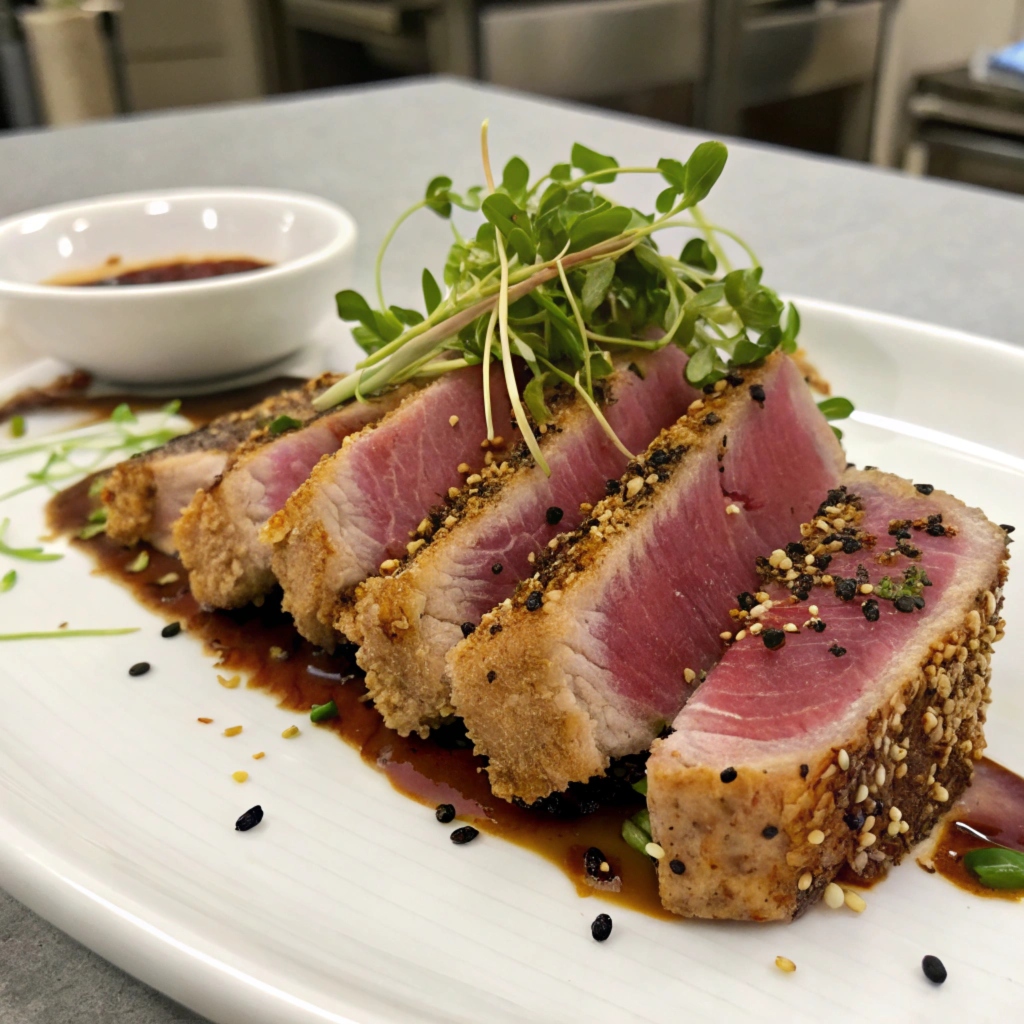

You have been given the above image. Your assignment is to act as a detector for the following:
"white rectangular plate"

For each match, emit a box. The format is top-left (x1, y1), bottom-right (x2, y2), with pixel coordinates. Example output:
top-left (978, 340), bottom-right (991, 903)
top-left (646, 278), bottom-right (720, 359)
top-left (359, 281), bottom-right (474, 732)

top-left (1, 297), bottom-right (1022, 1023)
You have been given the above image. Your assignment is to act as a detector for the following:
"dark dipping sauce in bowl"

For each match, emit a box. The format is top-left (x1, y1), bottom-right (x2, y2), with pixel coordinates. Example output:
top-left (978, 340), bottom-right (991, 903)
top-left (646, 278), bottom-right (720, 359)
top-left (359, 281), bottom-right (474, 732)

top-left (50, 256), bottom-right (271, 287)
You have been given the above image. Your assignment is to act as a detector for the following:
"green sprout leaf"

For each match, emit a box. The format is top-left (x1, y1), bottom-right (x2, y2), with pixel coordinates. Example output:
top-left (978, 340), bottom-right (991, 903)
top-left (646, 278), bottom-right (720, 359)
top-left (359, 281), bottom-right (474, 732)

top-left (622, 819), bottom-right (651, 856)
top-left (571, 142), bottom-right (619, 183)
top-left (680, 238), bottom-right (717, 273)
top-left (964, 846), bottom-right (1024, 890)
top-left (781, 302), bottom-right (801, 353)
top-left (126, 550), bottom-right (150, 573)
top-left (0, 569), bottom-right (15, 592)
top-left (0, 628), bottom-right (139, 641)
top-left (111, 403), bottom-right (136, 425)
top-left (581, 260), bottom-right (616, 318)
top-left (523, 373), bottom-right (554, 426)
top-left (0, 519), bottom-right (62, 562)
top-left (682, 141), bottom-right (728, 207)
top-left (550, 163), bottom-right (572, 182)
top-left (10, 415), bottom-right (25, 439)
top-left (268, 414), bottom-right (302, 436)
top-left (817, 397), bottom-right (855, 421)
top-left (631, 777), bottom-right (648, 797)
top-left (310, 699), bottom-right (339, 723)
top-left (422, 268), bottom-right (442, 315)
top-left (501, 156), bottom-right (530, 199)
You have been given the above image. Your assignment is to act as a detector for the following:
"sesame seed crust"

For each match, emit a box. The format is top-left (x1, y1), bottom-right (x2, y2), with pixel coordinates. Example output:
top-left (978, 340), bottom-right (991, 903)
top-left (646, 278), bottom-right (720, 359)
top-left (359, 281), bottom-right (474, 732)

top-left (648, 470), bottom-right (1009, 921)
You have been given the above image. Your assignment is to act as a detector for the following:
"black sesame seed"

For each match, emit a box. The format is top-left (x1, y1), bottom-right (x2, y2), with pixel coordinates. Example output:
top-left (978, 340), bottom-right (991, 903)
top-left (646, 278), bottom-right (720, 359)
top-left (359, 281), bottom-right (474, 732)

top-left (650, 449), bottom-right (669, 467)
top-left (605, 479), bottom-right (621, 495)
top-left (525, 591), bottom-right (543, 612)
top-left (914, 483), bottom-right (935, 496)
top-left (829, 644), bottom-right (847, 657)
top-left (491, 562), bottom-right (503, 575)
top-left (161, 621), bottom-right (181, 638)
top-left (926, 523), bottom-right (946, 537)
top-left (843, 809), bottom-right (866, 831)
top-left (450, 825), bottom-right (479, 845)
top-left (894, 595), bottom-right (916, 613)
top-left (591, 913), bottom-right (613, 942)
top-left (703, 383), bottom-right (716, 394)
top-left (737, 591), bottom-right (757, 612)
top-left (461, 622), bottom-right (476, 638)
top-left (720, 767), bottom-right (738, 783)
top-left (489, 623), bottom-right (502, 635)
top-left (1001, 524), bottom-right (1015, 534)
top-left (842, 537), bottom-right (862, 554)
top-left (913, 595), bottom-right (926, 609)
top-left (435, 803), bottom-right (456, 823)
top-left (669, 858), bottom-right (686, 875)
top-left (584, 846), bottom-right (608, 878)
top-left (486, 670), bottom-right (496, 682)
top-left (786, 542), bottom-right (805, 559)
top-left (794, 591), bottom-right (809, 602)
top-left (800, 764), bottom-right (809, 778)
top-left (921, 955), bottom-right (947, 984)
top-left (762, 628), bottom-right (786, 651)
top-left (762, 825), bottom-right (779, 839)
top-left (834, 577), bottom-right (857, 602)
top-left (726, 373), bottom-right (744, 387)
top-left (704, 412), bottom-right (721, 426)
top-left (235, 805), bottom-right (264, 832)
top-left (862, 599), bottom-right (880, 622)
top-left (128, 662), bottom-right (150, 677)
top-left (796, 573), bottom-right (815, 592)
top-left (546, 506), bottom-right (564, 525)
top-left (810, 619), bottom-right (827, 633)
top-left (815, 554), bottom-right (832, 570)
top-left (749, 383), bottom-right (766, 404)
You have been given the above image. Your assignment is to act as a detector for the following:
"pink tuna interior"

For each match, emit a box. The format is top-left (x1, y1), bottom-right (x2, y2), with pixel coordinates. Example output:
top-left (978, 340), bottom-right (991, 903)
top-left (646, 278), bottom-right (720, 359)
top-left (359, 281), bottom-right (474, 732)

top-left (251, 398), bottom-right (401, 518)
top-left (346, 364), bottom-right (517, 565)
top-left (592, 356), bottom-right (844, 720)
top-left (425, 347), bottom-right (699, 620)
top-left (674, 475), bottom-right (1004, 756)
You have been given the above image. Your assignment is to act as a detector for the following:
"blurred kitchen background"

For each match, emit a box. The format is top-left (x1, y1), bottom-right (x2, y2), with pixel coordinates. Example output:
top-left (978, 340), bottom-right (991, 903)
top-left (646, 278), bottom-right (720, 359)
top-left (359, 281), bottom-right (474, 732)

top-left (3, 0), bottom-right (1024, 195)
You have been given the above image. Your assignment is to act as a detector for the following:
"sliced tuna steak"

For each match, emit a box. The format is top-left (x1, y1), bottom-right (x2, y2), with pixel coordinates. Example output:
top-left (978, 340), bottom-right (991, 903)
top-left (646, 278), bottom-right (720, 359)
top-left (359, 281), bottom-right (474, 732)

top-left (102, 378), bottom-right (339, 554)
top-left (352, 347), bottom-right (699, 738)
top-left (174, 384), bottom-right (414, 609)
top-left (647, 469), bottom-right (1009, 921)
top-left (266, 364), bottom-right (516, 649)
top-left (448, 353), bottom-right (845, 802)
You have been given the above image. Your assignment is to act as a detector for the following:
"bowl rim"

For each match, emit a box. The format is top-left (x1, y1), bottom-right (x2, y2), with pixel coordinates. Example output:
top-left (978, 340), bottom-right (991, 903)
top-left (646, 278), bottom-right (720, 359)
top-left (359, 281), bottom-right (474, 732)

top-left (0, 186), bottom-right (357, 298)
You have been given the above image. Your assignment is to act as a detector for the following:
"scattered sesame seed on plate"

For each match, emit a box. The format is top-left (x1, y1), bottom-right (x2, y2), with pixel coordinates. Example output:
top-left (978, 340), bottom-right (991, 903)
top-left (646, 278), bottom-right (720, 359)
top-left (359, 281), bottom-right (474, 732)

top-left (775, 956), bottom-right (796, 973)
top-left (217, 674), bottom-right (240, 689)
top-left (232, 771), bottom-right (249, 783)
top-left (281, 725), bottom-right (300, 739)
top-left (223, 725), bottom-right (243, 737)
top-left (823, 882), bottom-right (845, 909)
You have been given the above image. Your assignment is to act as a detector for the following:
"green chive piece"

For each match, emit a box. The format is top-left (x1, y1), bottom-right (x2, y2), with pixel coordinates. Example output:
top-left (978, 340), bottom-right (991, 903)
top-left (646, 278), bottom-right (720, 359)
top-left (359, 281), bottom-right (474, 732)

top-left (88, 475), bottom-right (108, 498)
top-left (0, 518), bottom-right (63, 561)
top-left (268, 414), bottom-right (302, 436)
top-left (88, 507), bottom-right (108, 523)
top-left (631, 777), bottom-right (648, 797)
top-left (963, 846), bottom-right (1024, 890)
top-left (0, 628), bottom-right (140, 641)
top-left (125, 550), bottom-right (150, 573)
top-left (78, 522), bottom-right (106, 540)
top-left (631, 808), bottom-right (652, 836)
top-left (0, 569), bottom-right (16, 593)
top-left (622, 819), bottom-right (652, 856)
top-left (10, 415), bottom-right (25, 438)
top-left (310, 699), bottom-right (339, 723)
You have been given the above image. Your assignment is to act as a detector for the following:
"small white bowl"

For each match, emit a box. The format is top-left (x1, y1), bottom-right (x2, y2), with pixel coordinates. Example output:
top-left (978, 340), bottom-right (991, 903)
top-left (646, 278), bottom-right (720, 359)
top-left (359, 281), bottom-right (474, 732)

top-left (0, 188), bottom-right (357, 385)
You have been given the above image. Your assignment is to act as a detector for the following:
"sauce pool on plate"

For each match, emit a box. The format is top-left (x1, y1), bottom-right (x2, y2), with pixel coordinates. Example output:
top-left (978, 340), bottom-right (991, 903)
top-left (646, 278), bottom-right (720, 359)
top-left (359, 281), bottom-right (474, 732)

top-left (46, 256), bottom-right (271, 287)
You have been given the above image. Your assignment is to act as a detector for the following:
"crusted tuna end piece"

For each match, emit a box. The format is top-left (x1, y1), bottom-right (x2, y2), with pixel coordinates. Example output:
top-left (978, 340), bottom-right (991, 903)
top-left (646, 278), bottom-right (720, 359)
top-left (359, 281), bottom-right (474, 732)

top-left (647, 469), bottom-right (1009, 921)
top-left (448, 354), bottom-right (845, 802)
top-left (351, 347), bottom-right (698, 737)
top-left (267, 365), bottom-right (516, 650)
top-left (102, 375), bottom-right (340, 554)
top-left (174, 384), bottom-right (413, 609)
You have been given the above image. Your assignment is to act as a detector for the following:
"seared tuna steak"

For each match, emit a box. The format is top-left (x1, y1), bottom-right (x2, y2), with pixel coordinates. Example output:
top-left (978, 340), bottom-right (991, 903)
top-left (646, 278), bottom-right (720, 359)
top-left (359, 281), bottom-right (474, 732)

top-left (102, 378), bottom-right (339, 554)
top-left (647, 469), bottom-right (1009, 921)
top-left (267, 364), bottom-right (516, 649)
top-left (352, 347), bottom-right (698, 738)
top-left (174, 384), bottom-right (413, 609)
top-left (448, 353), bottom-right (845, 802)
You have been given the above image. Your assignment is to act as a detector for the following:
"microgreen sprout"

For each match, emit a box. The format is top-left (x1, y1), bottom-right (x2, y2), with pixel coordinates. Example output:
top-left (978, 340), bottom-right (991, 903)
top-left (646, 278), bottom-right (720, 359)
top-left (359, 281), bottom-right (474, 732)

top-left (313, 123), bottom-right (853, 466)
top-left (0, 401), bottom-right (188, 503)
top-left (0, 628), bottom-right (139, 641)
top-left (0, 569), bottom-right (15, 592)
top-left (0, 518), bottom-right (62, 561)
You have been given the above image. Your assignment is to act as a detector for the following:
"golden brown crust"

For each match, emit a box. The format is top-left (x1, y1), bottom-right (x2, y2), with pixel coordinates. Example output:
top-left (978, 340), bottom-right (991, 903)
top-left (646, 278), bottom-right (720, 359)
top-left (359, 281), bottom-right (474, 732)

top-left (102, 459), bottom-right (157, 546)
top-left (650, 550), bottom-right (1008, 920)
top-left (449, 360), bottom-right (785, 803)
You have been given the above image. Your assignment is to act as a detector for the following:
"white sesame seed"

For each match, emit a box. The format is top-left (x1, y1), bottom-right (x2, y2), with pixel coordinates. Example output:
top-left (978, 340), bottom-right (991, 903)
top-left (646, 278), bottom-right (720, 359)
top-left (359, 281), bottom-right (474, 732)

top-left (808, 829), bottom-right (825, 845)
top-left (780, 557), bottom-right (794, 571)
top-left (854, 784), bottom-right (869, 803)
top-left (465, 474), bottom-right (482, 485)
top-left (889, 807), bottom-right (902, 821)
top-left (932, 784), bottom-right (950, 803)
top-left (805, 554), bottom-right (815, 566)
top-left (645, 842), bottom-right (665, 859)
top-left (798, 872), bottom-right (813, 891)
top-left (844, 889), bottom-right (867, 913)
top-left (626, 477), bottom-right (645, 497)
top-left (725, 503), bottom-right (741, 515)
top-left (899, 820), bottom-right (910, 833)
top-left (688, 399), bottom-right (704, 413)
top-left (749, 623), bottom-right (763, 635)
top-left (457, 462), bottom-right (471, 473)
top-left (770, 549), bottom-right (786, 565)
top-left (823, 882), bottom-right (845, 909)
top-left (683, 668), bottom-right (696, 684)
top-left (923, 711), bottom-right (938, 732)
top-left (859, 832), bottom-right (877, 848)
top-left (714, 378), bottom-right (728, 392)
top-left (775, 956), bottom-right (797, 973)
top-left (808, 604), bottom-right (819, 616)
top-left (720, 631), bottom-right (733, 641)
top-left (875, 765), bottom-right (886, 786)
top-left (783, 623), bottom-right (799, 633)
top-left (407, 539), bottom-right (425, 556)
top-left (380, 559), bottom-right (399, 573)
top-left (749, 604), bottom-right (766, 618)
top-left (735, 630), bottom-right (747, 641)
top-left (860, 583), bottom-right (874, 595)
top-left (527, 551), bottom-right (535, 563)
top-left (756, 592), bottom-right (770, 603)
top-left (600, 861), bottom-right (610, 873)
top-left (821, 764), bottom-right (837, 780)
top-left (837, 749), bottom-right (850, 771)
top-left (645, 473), bottom-right (659, 486)
top-left (887, 821), bottom-right (901, 837)
top-left (449, 415), bottom-right (459, 427)
top-left (862, 816), bottom-right (876, 832)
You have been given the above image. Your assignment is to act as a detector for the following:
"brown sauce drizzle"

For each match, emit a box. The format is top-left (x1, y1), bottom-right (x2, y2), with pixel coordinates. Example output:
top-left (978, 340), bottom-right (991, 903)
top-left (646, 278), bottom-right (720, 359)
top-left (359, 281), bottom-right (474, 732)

top-left (47, 477), bottom-right (665, 919)
top-left (929, 758), bottom-right (1024, 900)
